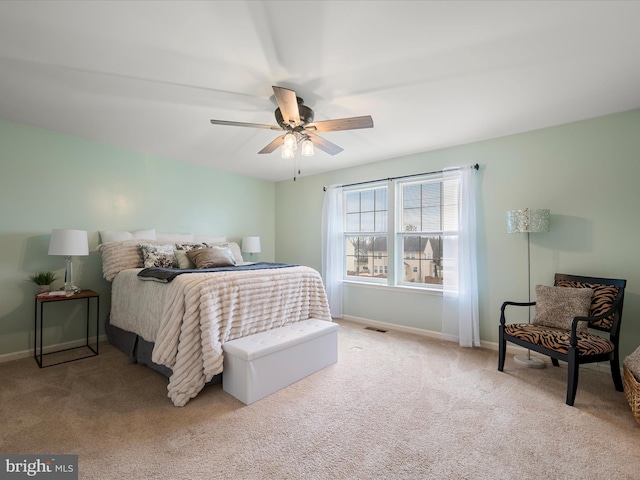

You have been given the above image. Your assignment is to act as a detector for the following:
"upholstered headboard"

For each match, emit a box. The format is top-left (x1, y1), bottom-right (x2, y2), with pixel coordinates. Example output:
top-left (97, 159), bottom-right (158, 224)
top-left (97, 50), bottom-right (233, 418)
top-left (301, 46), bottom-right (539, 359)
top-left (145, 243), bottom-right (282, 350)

top-left (96, 229), bottom-right (241, 281)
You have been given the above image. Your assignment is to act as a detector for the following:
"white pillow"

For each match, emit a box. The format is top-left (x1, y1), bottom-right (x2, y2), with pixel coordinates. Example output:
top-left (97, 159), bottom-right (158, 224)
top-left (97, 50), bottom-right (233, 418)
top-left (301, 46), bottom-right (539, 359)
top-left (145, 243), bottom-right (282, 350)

top-left (100, 229), bottom-right (156, 244)
top-left (97, 238), bottom-right (166, 281)
top-left (195, 235), bottom-right (226, 244)
top-left (207, 242), bottom-right (243, 264)
top-left (156, 232), bottom-right (195, 243)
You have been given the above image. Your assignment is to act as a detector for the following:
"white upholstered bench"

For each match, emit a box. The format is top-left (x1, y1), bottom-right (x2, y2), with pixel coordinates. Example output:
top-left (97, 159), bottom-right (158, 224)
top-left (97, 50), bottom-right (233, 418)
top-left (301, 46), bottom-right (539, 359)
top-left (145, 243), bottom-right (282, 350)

top-left (222, 318), bottom-right (338, 404)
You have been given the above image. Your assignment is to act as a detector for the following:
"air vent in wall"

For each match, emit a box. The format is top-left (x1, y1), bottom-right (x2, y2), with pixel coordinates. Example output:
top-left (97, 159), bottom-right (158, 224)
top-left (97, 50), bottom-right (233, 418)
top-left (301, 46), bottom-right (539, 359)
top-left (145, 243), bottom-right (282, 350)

top-left (364, 326), bottom-right (387, 333)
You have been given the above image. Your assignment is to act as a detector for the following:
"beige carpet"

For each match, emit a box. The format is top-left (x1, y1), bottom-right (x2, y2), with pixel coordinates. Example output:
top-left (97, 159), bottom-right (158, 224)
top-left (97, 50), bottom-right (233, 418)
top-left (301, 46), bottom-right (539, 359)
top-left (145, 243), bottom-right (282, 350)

top-left (1, 319), bottom-right (638, 479)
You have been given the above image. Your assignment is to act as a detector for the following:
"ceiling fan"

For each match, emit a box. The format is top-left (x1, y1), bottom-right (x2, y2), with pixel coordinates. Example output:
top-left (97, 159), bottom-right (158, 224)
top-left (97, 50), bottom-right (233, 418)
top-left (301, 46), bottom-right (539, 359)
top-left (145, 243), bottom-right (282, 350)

top-left (210, 86), bottom-right (374, 159)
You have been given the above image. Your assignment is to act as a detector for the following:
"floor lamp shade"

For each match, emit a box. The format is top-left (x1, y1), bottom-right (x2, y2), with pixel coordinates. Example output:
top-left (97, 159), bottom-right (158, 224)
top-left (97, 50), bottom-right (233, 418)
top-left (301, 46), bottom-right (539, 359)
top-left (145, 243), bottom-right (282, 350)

top-left (506, 209), bottom-right (550, 369)
top-left (48, 229), bottom-right (89, 292)
top-left (506, 209), bottom-right (550, 234)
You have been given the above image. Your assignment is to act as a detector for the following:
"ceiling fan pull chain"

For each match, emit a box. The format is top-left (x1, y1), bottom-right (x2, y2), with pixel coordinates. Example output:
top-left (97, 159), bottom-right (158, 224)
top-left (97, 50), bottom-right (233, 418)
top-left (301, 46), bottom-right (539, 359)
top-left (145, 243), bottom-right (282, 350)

top-left (292, 155), bottom-right (301, 181)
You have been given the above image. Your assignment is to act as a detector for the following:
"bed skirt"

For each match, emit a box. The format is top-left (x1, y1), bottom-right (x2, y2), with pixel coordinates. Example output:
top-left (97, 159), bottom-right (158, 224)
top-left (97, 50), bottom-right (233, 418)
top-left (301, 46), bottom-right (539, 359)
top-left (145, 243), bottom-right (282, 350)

top-left (105, 314), bottom-right (222, 384)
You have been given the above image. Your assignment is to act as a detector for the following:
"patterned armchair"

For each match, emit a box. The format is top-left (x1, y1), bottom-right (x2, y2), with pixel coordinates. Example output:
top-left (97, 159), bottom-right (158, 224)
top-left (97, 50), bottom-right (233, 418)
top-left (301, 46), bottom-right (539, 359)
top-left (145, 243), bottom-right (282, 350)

top-left (498, 273), bottom-right (627, 406)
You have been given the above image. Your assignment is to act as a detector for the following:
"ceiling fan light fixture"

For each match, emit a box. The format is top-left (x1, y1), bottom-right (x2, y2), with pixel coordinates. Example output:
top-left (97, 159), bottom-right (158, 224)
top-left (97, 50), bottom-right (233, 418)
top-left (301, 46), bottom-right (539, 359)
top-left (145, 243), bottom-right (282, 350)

top-left (283, 132), bottom-right (297, 150)
top-left (210, 86), bottom-right (374, 163)
top-left (282, 145), bottom-right (294, 159)
top-left (301, 138), bottom-right (314, 156)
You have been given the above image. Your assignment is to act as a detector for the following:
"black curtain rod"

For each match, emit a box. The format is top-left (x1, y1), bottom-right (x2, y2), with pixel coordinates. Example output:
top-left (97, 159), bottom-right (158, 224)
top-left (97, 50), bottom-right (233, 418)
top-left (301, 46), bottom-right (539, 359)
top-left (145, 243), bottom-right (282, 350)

top-left (322, 163), bottom-right (479, 191)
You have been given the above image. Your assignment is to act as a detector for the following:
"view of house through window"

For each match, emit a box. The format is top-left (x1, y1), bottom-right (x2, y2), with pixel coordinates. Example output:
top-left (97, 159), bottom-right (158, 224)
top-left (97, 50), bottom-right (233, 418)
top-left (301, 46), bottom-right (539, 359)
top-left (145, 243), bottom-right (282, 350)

top-left (343, 173), bottom-right (459, 288)
top-left (399, 178), bottom-right (446, 285)
top-left (344, 185), bottom-right (388, 281)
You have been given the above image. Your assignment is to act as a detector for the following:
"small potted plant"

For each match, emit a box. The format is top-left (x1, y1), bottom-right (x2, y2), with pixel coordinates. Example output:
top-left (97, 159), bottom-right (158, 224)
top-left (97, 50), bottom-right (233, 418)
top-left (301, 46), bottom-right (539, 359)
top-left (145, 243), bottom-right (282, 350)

top-left (28, 271), bottom-right (57, 294)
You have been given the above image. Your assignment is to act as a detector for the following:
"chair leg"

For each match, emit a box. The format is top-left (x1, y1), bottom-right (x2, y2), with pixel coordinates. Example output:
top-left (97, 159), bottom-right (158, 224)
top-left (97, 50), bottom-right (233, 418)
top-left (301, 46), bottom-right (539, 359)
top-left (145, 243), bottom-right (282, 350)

top-left (498, 327), bottom-right (506, 372)
top-left (611, 356), bottom-right (624, 392)
top-left (566, 353), bottom-right (579, 406)
top-left (551, 358), bottom-right (560, 367)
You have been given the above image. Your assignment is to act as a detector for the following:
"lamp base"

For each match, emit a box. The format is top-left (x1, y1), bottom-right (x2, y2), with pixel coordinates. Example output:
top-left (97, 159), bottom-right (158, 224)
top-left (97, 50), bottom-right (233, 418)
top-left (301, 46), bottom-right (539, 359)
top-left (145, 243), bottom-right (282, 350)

top-left (63, 256), bottom-right (80, 293)
top-left (63, 282), bottom-right (80, 294)
top-left (514, 353), bottom-right (546, 369)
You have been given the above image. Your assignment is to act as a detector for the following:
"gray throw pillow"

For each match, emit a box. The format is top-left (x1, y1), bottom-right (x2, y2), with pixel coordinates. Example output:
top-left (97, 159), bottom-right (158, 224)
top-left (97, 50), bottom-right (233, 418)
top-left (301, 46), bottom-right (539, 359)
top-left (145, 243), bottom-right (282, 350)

top-left (532, 285), bottom-right (593, 332)
top-left (187, 246), bottom-right (236, 269)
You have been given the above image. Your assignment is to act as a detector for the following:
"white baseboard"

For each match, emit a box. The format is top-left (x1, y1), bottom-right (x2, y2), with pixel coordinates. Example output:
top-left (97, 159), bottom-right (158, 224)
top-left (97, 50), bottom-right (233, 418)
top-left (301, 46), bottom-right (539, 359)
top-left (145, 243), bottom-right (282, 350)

top-left (0, 334), bottom-right (108, 364)
top-left (340, 314), bottom-right (504, 351)
top-left (341, 314), bottom-right (444, 341)
top-left (337, 315), bottom-right (608, 372)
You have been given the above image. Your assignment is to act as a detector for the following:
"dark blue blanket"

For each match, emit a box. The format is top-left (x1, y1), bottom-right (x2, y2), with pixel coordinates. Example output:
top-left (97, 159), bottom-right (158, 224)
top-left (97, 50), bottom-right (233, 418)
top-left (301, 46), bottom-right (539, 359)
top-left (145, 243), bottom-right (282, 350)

top-left (137, 262), bottom-right (297, 283)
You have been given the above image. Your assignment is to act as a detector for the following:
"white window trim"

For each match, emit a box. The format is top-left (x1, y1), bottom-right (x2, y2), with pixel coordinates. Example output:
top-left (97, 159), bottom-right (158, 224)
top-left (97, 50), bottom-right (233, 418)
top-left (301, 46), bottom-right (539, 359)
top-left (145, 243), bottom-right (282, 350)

top-left (342, 279), bottom-right (443, 296)
top-left (343, 182), bottom-right (389, 285)
top-left (342, 173), bottom-right (453, 293)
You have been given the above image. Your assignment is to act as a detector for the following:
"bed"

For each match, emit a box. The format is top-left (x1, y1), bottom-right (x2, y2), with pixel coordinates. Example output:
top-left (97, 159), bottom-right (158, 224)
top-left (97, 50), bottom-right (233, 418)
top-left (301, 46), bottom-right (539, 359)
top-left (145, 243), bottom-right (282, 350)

top-left (98, 234), bottom-right (332, 406)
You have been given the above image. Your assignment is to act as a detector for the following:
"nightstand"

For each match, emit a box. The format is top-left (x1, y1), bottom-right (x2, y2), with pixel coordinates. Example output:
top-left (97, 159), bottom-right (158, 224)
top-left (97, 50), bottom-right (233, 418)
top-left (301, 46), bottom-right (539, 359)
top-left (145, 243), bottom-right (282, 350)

top-left (34, 289), bottom-right (99, 368)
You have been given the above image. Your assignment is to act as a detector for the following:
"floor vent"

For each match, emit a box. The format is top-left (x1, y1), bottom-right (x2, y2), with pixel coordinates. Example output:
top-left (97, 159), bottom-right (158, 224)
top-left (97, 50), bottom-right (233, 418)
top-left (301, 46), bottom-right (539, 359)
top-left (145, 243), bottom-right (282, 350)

top-left (364, 326), bottom-right (388, 333)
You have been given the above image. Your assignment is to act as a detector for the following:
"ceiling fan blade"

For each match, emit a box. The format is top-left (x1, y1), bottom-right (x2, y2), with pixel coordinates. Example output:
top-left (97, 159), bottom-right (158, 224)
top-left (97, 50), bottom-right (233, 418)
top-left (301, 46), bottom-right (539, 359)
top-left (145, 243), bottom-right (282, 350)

top-left (210, 119), bottom-right (282, 130)
top-left (306, 115), bottom-right (374, 133)
top-left (258, 135), bottom-right (285, 154)
top-left (307, 133), bottom-right (344, 156)
top-left (272, 86), bottom-right (301, 126)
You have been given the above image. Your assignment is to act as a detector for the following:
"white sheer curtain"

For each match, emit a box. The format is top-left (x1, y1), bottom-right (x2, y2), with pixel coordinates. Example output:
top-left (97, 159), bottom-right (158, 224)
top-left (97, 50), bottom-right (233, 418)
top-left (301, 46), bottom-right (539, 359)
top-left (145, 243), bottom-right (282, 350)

top-left (321, 185), bottom-right (343, 318)
top-left (441, 166), bottom-right (480, 347)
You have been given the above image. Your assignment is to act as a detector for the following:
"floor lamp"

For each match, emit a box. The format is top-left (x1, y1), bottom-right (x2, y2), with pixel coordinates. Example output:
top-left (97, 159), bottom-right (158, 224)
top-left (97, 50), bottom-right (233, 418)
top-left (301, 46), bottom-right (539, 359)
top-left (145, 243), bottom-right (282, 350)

top-left (506, 208), bottom-right (550, 369)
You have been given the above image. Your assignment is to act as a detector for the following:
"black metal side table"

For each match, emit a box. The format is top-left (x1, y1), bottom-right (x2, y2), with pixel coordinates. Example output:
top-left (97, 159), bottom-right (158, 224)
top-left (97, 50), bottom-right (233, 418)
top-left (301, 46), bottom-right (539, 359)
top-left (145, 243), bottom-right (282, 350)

top-left (34, 289), bottom-right (99, 368)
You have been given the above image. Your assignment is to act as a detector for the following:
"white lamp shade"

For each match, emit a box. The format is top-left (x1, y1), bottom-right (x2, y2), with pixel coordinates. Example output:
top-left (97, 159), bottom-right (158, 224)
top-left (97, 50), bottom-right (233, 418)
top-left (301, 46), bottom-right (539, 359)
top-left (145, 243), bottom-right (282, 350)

top-left (301, 138), bottom-right (314, 156)
top-left (506, 209), bottom-right (550, 234)
top-left (281, 146), bottom-right (294, 159)
top-left (283, 133), bottom-right (297, 150)
top-left (48, 229), bottom-right (89, 256)
top-left (241, 236), bottom-right (261, 254)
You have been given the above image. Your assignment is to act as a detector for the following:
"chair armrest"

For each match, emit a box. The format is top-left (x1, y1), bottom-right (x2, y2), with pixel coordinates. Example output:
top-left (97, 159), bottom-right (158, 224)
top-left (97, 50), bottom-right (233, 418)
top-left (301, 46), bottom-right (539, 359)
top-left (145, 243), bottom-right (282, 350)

top-left (568, 294), bottom-right (623, 345)
top-left (569, 316), bottom-right (592, 346)
top-left (500, 301), bottom-right (536, 325)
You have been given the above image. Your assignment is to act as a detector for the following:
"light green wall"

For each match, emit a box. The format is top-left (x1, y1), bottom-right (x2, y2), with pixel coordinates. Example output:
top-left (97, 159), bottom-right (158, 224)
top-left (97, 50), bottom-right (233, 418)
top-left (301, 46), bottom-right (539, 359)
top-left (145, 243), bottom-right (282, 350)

top-left (275, 109), bottom-right (640, 359)
top-left (4, 108), bottom-right (639, 362)
top-left (0, 119), bottom-right (275, 357)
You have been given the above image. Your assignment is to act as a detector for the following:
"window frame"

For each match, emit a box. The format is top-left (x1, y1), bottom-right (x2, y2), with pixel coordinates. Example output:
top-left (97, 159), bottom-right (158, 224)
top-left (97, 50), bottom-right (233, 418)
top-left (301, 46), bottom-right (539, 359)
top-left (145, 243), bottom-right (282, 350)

top-left (343, 183), bottom-right (389, 285)
top-left (396, 174), bottom-right (448, 290)
top-left (342, 172), bottom-right (456, 292)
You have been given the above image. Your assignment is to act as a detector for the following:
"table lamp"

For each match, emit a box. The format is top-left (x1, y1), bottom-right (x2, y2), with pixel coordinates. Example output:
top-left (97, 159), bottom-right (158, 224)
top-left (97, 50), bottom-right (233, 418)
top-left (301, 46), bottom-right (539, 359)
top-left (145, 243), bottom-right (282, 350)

top-left (241, 236), bottom-right (261, 262)
top-left (48, 229), bottom-right (89, 293)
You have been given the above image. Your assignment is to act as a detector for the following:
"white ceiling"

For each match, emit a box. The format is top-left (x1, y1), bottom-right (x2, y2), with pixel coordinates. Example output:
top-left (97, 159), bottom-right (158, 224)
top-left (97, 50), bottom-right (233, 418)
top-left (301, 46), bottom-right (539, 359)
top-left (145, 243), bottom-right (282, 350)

top-left (1, 1), bottom-right (639, 182)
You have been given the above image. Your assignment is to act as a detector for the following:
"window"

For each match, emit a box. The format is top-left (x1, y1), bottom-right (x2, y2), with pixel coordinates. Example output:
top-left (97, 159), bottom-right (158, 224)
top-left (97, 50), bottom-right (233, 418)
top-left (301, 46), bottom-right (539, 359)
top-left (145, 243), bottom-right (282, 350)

top-left (343, 173), bottom-right (459, 289)
top-left (344, 185), bottom-right (388, 282)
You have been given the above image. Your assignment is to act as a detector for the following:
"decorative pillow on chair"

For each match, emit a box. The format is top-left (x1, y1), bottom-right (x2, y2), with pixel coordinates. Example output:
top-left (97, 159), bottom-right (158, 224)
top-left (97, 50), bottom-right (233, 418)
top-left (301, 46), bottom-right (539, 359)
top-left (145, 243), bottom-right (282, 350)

top-left (139, 244), bottom-right (178, 268)
top-left (532, 285), bottom-right (593, 332)
top-left (187, 246), bottom-right (236, 269)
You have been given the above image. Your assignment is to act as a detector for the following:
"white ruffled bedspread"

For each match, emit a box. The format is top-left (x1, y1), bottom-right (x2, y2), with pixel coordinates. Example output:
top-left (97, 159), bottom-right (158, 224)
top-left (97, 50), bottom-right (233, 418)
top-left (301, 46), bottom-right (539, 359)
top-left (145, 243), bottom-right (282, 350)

top-left (111, 266), bottom-right (331, 406)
